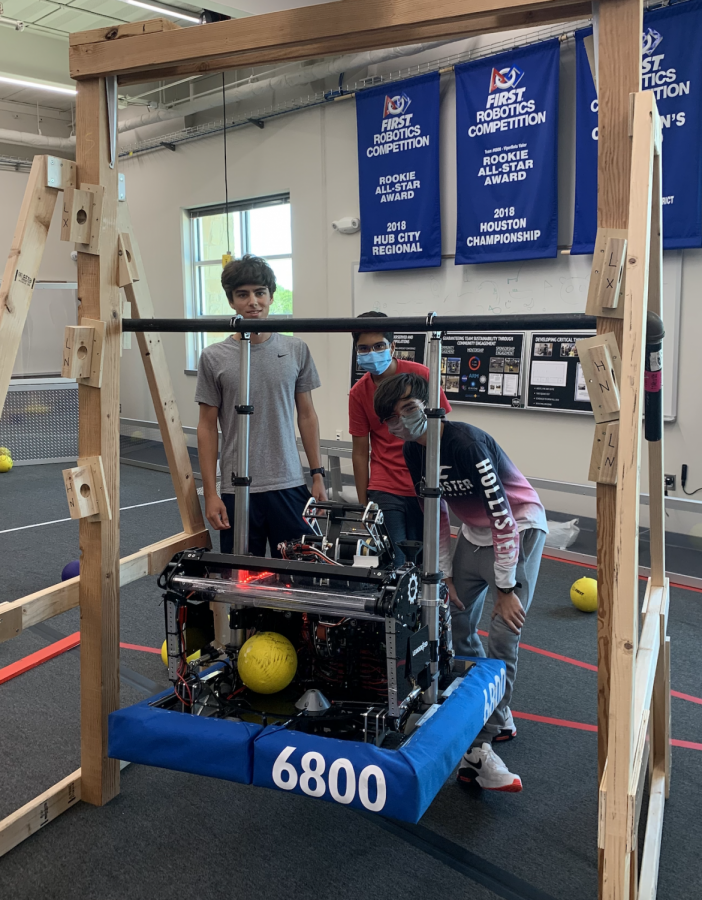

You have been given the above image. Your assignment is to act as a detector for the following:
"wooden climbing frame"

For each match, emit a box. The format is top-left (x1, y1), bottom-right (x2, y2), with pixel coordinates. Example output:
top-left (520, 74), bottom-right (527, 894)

top-left (0, 2), bottom-right (670, 897)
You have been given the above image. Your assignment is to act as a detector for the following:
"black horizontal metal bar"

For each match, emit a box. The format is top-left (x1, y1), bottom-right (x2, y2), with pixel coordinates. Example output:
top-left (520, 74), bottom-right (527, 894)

top-left (123, 314), bottom-right (598, 334)
top-left (184, 551), bottom-right (386, 583)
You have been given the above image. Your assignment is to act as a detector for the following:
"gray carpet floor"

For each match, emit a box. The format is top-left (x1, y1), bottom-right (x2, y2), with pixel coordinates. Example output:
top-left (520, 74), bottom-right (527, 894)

top-left (0, 463), bottom-right (700, 900)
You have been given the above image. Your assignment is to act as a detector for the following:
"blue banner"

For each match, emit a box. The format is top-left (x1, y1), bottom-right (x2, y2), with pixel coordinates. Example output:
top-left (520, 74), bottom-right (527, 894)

top-left (571, 29), bottom-right (598, 255)
top-left (356, 72), bottom-right (441, 271)
top-left (572, 1), bottom-right (702, 253)
top-left (455, 39), bottom-right (560, 265)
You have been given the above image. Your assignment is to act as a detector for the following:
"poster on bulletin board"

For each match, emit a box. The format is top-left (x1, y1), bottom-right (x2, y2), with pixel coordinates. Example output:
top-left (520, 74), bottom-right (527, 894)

top-left (350, 333), bottom-right (426, 388)
top-left (356, 72), bottom-right (442, 272)
top-left (440, 333), bottom-right (525, 407)
top-left (572, 1), bottom-right (702, 252)
top-left (525, 332), bottom-right (595, 414)
top-left (454, 39), bottom-right (560, 265)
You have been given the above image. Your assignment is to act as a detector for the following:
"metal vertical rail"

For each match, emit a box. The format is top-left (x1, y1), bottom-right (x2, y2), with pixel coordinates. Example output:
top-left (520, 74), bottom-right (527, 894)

top-left (230, 328), bottom-right (252, 649)
top-left (233, 331), bottom-right (252, 555)
top-left (421, 326), bottom-right (444, 705)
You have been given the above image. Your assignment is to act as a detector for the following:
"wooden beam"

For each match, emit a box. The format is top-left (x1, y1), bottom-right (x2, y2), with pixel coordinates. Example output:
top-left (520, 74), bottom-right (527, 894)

top-left (637, 765), bottom-right (666, 900)
top-left (70, 18), bottom-right (181, 47)
top-left (595, 0), bottom-right (643, 793)
top-left (0, 156), bottom-right (64, 418)
top-left (76, 76), bottom-right (121, 808)
top-left (118, 528), bottom-right (210, 584)
top-left (0, 769), bottom-right (81, 858)
top-left (0, 529), bottom-right (210, 645)
top-left (633, 582), bottom-right (666, 733)
top-left (116, 204), bottom-right (206, 536)
top-left (647, 146), bottom-right (666, 589)
top-left (69, 1), bottom-right (590, 81)
top-left (602, 89), bottom-right (655, 900)
top-left (115, 4), bottom-right (591, 84)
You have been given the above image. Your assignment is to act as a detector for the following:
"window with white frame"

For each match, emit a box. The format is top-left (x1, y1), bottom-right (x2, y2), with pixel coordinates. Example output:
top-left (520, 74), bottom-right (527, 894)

top-left (188, 194), bottom-right (292, 360)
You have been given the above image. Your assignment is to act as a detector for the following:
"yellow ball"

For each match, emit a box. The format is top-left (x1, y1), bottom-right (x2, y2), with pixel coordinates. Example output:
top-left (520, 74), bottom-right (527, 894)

top-left (0, 447), bottom-right (11, 457)
top-left (0, 455), bottom-right (13, 473)
top-left (237, 631), bottom-right (298, 694)
top-left (570, 577), bottom-right (598, 613)
top-left (160, 639), bottom-right (201, 667)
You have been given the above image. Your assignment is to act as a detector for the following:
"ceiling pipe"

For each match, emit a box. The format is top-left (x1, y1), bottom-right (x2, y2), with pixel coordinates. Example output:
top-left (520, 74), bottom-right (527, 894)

top-left (0, 127), bottom-right (74, 150)
top-left (117, 40), bottom-right (450, 134)
top-left (0, 14), bottom-right (26, 31)
top-left (0, 41), bottom-right (452, 150)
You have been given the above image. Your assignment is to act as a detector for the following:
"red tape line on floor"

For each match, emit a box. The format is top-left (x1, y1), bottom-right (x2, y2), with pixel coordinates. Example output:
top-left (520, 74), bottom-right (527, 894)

top-left (120, 642), bottom-right (162, 655)
top-left (0, 636), bottom-right (162, 685)
top-left (541, 552), bottom-right (702, 594)
top-left (512, 710), bottom-right (702, 751)
top-left (477, 629), bottom-right (702, 706)
top-left (3, 630), bottom-right (701, 751)
top-left (0, 631), bottom-right (81, 685)
top-left (512, 711), bottom-right (597, 732)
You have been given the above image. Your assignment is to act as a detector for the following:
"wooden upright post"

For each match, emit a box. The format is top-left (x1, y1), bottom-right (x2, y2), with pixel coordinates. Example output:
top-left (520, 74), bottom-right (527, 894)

top-left (595, 0), bottom-right (643, 787)
top-left (116, 204), bottom-right (205, 536)
top-left (0, 156), bottom-right (73, 416)
top-left (603, 89), bottom-right (656, 900)
top-left (76, 78), bottom-right (121, 806)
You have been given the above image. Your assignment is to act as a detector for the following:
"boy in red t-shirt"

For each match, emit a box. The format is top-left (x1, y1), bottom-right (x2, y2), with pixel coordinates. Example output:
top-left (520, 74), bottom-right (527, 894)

top-left (348, 311), bottom-right (452, 564)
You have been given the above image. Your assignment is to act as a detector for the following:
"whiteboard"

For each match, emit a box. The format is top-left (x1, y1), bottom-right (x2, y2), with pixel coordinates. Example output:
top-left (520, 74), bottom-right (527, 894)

top-left (353, 252), bottom-right (682, 420)
top-left (12, 283), bottom-right (78, 378)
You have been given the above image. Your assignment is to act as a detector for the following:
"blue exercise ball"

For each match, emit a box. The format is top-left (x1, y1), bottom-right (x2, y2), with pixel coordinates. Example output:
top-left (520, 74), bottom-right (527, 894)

top-left (62, 560), bottom-right (80, 581)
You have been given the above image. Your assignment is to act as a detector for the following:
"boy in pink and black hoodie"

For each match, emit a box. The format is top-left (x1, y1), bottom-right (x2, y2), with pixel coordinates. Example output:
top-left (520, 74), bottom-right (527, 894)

top-left (374, 371), bottom-right (547, 793)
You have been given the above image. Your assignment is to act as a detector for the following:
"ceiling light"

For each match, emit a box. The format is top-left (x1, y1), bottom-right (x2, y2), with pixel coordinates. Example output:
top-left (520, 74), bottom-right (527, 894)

top-left (124, 0), bottom-right (202, 23)
top-left (0, 75), bottom-right (76, 96)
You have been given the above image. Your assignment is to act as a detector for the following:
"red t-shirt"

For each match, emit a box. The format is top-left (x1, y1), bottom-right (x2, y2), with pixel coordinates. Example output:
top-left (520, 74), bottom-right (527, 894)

top-left (348, 359), bottom-right (453, 497)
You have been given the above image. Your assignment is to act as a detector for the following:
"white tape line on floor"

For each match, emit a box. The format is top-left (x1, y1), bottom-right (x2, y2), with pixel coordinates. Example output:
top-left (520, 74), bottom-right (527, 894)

top-left (0, 496), bottom-right (178, 535)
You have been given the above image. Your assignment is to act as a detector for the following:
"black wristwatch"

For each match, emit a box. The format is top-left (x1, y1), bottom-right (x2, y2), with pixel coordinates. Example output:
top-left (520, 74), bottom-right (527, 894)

top-left (497, 582), bottom-right (522, 594)
top-left (310, 466), bottom-right (326, 478)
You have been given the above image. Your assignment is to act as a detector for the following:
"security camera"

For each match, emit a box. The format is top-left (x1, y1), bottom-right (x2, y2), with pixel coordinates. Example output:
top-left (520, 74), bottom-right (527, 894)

top-left (332, 217), bottom-right (360, 234)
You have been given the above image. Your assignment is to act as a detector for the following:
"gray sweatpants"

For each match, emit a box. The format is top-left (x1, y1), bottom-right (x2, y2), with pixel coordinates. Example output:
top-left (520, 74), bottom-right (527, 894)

top-left (451, 527), bottom-right (546, 748)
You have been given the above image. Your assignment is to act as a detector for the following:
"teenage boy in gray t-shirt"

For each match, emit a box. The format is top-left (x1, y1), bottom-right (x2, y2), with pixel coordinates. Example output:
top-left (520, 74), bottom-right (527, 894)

top-left (195, 254), bottom-right (327, 557)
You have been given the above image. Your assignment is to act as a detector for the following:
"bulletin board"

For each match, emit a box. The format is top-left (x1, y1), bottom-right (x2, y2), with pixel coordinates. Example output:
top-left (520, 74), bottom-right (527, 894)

top-left (352, 250), bottom-right (682, 420)
top-left (525, 331), bottom-right (594, 414)
top-left (440, 332), bottom-right (525, 407)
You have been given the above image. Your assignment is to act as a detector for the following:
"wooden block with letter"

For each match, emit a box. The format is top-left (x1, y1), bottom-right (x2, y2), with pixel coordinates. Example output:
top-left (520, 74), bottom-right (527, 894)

top-left (61, 187), bottom-right (94, 245)
top-left (586, 227), bottom-right (628, 318)
top-left (61, 319), bottom-right (104, 387)
top-left (575, 332), bottom-right (622, 423)
top-left (62, 325), bottom-right (95, 379)
top-left (63, 456), bottom-right (111, 521)
top-left (589, 421), bottom-right (620, 484)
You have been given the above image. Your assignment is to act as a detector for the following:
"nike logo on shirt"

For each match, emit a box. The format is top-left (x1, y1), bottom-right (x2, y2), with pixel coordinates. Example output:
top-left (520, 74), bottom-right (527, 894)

top-left (278, 353), bottom-right (287, 357)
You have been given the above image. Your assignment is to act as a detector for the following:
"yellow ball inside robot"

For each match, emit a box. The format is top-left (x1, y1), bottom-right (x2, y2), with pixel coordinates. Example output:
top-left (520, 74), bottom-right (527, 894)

top-left (237, 631), bottom-right (298, 694)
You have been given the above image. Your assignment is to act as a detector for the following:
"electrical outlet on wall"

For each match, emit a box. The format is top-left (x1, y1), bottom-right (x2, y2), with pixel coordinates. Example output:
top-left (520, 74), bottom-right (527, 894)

top-left (664, 474), bottom-right (676, 491)
top-left (336, 429), bottom-right (342, 440)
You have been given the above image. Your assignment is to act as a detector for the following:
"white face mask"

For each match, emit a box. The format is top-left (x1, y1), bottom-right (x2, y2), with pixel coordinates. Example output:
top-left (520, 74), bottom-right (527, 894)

top-left (386, 407), bottom-right (428, 441)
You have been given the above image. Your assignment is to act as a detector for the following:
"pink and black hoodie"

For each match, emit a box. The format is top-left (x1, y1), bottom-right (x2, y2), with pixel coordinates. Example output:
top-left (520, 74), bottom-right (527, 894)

top-left (403, 421), bottom-right (548, 589)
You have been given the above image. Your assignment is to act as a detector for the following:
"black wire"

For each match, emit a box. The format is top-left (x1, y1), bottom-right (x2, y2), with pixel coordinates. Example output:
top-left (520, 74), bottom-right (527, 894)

top-left (222, 73), bottom-right (231, 256)
top-left (683, 485), bottom-right (702, 496)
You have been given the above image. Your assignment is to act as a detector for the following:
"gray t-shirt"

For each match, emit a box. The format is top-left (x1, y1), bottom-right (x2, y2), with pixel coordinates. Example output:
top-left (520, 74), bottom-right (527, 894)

top-left (195, 333), bottom-right (321, 494)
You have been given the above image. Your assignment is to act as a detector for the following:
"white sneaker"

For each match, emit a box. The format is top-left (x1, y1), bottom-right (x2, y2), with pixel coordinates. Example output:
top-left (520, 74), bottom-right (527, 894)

top-left (457, 742), bottom-right (523, 792)
top-left (493, 706), bottom-right (517, 743)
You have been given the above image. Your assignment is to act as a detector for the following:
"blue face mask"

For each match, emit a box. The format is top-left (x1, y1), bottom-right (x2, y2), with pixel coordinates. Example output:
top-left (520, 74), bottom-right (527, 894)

top-left (357, 348), bottom-right (393, 376)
